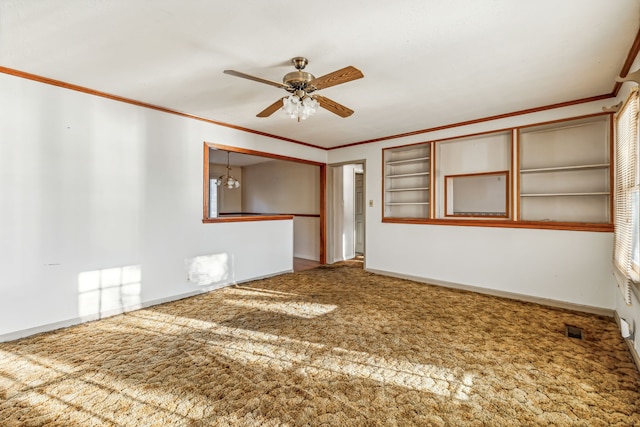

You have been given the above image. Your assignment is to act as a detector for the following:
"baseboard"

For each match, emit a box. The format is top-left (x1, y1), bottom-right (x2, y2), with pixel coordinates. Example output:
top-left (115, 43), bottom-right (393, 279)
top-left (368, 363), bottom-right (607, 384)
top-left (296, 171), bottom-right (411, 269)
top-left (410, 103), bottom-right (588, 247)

top-left (293, 255), bottom-right (320, 262)
top-left (0, 269), bottom-right (291, 343)
top-left (366, 268), bottom-right (614, 317)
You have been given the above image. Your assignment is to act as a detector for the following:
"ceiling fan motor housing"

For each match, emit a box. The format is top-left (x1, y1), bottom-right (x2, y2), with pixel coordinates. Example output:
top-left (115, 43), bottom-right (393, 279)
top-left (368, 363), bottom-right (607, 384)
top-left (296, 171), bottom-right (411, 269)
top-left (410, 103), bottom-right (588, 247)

top-left (283, 57), bottom-right (316, 92)
top-left (283, 71), bottom-right (316, 92)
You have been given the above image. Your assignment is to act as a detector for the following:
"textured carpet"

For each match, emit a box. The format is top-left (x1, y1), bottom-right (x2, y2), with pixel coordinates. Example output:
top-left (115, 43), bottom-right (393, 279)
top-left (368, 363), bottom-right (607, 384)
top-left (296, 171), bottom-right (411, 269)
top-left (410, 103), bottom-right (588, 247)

top-left (1, 263), bottom-right (639, 426)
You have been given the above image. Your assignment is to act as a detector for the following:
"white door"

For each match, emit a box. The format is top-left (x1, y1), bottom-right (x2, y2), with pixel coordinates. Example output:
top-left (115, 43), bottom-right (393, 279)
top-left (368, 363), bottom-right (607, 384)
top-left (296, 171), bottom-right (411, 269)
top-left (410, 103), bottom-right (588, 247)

top-left (354, 172), bottom-right (364, 254)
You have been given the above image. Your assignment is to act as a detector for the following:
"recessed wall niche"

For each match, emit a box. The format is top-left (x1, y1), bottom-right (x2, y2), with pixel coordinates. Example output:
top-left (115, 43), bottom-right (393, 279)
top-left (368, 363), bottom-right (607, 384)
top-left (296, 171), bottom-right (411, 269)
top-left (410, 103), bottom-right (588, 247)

top-left (435, 131), bottom-right (512, 219)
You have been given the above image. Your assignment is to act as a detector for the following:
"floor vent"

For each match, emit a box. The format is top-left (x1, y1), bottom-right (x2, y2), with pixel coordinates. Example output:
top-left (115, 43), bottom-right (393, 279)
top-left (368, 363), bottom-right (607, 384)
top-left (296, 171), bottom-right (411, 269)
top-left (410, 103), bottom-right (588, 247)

top-left (565, 325), bottom-right (584, 340)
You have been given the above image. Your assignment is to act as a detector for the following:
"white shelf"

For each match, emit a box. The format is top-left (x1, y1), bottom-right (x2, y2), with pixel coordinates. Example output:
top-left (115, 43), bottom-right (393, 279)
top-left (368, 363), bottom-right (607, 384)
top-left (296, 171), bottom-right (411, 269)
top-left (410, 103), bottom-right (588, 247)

top-left (520, 163), bottom-right (609, 173)
top-left (386, 202), bottom-right (430, 205)
top-left (519, 115), bottom-right (611, 223)
top-left (387, 172), bottom-right (430, 178)
top-left (386, 187), bottom-right (429, 192)
top-left (521, 192), bottom-right (610, 197)
top-left (384, 142), bottom-right (431, 219)
top-left (386, 156), bottom-right (430, 165)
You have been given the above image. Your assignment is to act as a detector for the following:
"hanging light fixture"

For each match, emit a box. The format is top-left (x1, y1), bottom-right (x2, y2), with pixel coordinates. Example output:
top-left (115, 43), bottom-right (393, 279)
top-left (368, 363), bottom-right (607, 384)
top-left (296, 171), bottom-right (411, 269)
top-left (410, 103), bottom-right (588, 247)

top-left (282, 89), bottom-right (319, 122)
top-left (216, 151), bottom-right (240, 189)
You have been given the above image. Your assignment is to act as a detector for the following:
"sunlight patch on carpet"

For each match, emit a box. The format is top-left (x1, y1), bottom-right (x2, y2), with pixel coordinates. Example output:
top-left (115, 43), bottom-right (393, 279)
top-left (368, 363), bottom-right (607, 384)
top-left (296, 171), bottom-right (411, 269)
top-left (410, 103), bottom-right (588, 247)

top-left (223, 299), bottom-right (337, 319)
top-left (299, 347), bottom-right (474, 398)
top-left (1, 349), bottom-right (217, 424)
top-left (226, 287), bottom-right (302, 298)
top-left (122, 310), bottom-right (474, 398)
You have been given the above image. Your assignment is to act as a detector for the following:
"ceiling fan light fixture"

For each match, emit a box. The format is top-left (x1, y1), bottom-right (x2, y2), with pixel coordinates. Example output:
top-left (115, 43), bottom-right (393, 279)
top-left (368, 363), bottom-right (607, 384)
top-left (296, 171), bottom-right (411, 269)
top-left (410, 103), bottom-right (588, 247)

top-left (283, 93), bottom-right (318, 121)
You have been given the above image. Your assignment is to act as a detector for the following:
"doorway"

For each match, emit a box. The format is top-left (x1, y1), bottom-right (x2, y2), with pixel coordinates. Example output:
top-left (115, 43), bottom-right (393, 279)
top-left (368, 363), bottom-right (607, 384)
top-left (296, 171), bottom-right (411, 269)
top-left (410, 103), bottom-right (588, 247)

top-left (355, 171), bottom-right (364, 255)
top-left (328, 161), bottom-right (366, 264)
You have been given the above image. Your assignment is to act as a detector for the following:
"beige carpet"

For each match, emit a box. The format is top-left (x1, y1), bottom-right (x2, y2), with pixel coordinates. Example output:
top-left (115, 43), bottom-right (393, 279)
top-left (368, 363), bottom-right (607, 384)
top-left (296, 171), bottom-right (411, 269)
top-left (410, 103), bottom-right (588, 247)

top-left (1, 263), bottom-right (639, 426)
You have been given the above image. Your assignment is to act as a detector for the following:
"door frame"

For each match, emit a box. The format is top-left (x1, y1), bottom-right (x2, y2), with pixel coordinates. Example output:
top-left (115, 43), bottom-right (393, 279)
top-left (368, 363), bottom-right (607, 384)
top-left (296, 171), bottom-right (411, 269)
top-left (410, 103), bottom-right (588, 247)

top-left (326, 160), bottom-right (366, 265)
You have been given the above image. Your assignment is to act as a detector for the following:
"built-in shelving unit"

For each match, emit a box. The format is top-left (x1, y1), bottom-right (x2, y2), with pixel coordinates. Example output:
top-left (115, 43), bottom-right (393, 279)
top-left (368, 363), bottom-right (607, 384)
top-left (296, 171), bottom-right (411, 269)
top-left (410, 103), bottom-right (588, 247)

top-left (518, 115), bottom-right (611, 223)
top-left (383, 143), bottom-right (431, 219)
top-left (379, 113), bottom-right (612, 231)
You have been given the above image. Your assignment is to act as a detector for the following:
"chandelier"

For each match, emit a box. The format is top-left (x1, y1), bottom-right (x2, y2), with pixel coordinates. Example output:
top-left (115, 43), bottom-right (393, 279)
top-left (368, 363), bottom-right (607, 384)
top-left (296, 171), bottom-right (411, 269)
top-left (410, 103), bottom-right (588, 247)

top-left (282, 89), bottom-right (319, 121)
top-left (216, 151), bottom-right (240, 189)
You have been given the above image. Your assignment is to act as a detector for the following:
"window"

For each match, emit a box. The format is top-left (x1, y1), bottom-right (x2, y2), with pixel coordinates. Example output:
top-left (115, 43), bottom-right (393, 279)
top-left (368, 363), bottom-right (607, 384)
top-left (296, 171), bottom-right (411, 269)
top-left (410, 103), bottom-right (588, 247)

top-left (613, 87), bottom-right (640, 304)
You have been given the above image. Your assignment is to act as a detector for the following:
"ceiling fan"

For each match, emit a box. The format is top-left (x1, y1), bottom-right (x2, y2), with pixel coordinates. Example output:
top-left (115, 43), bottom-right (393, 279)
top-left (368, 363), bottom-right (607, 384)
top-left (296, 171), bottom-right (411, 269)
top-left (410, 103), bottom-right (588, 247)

top-left (223, 57), bottom-right (364, 120)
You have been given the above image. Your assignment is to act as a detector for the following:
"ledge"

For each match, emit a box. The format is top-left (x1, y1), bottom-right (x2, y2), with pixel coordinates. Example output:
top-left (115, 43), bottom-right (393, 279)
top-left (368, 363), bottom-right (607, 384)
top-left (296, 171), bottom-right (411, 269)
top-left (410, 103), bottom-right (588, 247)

top-left (381, 218), bottom-right (614, 232)
top-left (203, 215), bottom-right (294, 223)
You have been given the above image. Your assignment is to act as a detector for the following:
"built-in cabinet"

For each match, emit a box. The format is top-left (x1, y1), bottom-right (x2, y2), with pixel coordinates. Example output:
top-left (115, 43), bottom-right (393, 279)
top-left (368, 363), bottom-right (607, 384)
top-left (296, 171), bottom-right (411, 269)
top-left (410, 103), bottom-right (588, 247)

top-left (382, 113), bottom-right (612, 231)
top-left (518, 115), bottom-right (610, 223)
top-left (383, 142), bottom-right (431, 219)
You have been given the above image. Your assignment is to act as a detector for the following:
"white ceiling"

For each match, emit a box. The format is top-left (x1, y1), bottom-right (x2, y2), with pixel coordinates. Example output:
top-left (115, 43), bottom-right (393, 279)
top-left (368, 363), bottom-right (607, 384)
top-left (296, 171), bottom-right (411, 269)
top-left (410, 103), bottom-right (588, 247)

top-left (1, 0), bottom-right (638, 149)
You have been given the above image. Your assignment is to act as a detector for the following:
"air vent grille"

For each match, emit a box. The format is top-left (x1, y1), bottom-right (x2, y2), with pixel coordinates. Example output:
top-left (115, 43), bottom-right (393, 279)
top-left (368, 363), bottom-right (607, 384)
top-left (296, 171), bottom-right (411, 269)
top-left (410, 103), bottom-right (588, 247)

top-left (565, 324), bottom-right (584, 340)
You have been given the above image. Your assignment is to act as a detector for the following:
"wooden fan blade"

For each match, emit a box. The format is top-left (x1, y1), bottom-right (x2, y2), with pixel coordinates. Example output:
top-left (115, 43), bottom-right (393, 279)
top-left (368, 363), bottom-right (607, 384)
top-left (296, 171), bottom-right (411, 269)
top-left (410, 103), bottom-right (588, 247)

top-left (223, 70), bottom-right (289, 89)
top-left (257, 97), bottom-right (286, 117)
top-left (310, 66), bottom-right (364, 90)
top-left (315, 95), bottom-right (354, 118)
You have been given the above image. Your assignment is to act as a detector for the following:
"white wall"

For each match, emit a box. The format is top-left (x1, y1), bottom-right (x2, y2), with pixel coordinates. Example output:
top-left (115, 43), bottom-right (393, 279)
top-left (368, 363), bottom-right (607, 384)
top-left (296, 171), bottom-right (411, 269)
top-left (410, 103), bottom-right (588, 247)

top-left (0, 72), bottom-right (325, 340)
top-left (241, 160), bottom-right (321, 261)
top-left (329, 99), bottom-right (622, 311)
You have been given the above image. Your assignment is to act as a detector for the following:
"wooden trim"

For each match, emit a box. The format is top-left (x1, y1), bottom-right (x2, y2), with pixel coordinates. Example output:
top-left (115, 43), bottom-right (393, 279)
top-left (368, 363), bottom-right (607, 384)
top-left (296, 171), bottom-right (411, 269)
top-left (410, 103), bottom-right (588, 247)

top-left (0, 66), bottom-right (325, 151)
top-left (432, 129), bottom-right (513, 145)
top-left (330, 95), bottom-right (614, 149)
top-left (608, 116), bottom-right (615, 224)
top-left (205, 142), bottom-right (325, 166)
top-left (319, 164), bottom-right (327, 264)
top-left (379, 129), bottom-right (512, 154)
top-left (203, 215), bottom-right (294, 223)
top-left (219, 212), bottom-right (321, 217)
top-left (514, 129), bottom-right (521, 221)
top-left (443, 171), bottom-right (510, 219)
top-left (3, 65), bottom-right (626, 153)
top-left (430, 142), bottom-right (435, 219)
top-left (4, 54), bottom-right (632, 155)
top-left (510, 129), bottom-right (516, 220)
top-left (381, 150), bottom-right (386, 220)
top-left (203, 143), bottom-right (211, 221)
top-left (515, 111), bottom-right (612, 131)
top-left (381, 217), bottom-right (614, 232)
top-left (612, 28), bottom-right (640, 97)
